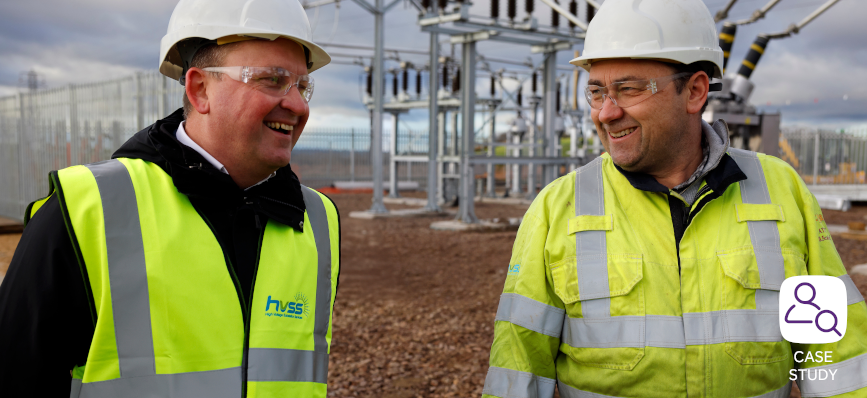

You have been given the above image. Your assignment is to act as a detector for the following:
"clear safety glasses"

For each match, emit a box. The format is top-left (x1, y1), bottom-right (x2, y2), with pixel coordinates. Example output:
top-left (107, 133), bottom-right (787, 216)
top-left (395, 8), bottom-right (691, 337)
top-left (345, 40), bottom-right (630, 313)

top-left (584, 72), bottom-right (692, 110)
top-left (203, 66), bottom-right (315, 102)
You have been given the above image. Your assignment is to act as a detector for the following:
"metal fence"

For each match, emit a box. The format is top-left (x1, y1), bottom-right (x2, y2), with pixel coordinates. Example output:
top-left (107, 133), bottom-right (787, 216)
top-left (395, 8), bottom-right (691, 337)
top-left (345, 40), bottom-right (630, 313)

top-left (780, 127), bottom-right (867, 185)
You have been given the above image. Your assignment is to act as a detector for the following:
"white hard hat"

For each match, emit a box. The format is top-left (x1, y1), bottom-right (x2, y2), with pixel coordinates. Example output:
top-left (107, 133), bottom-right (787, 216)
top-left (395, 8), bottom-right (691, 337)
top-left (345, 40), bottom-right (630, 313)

top-left (570, 0), bottom-right (723, 79)
top-left (159, 0), bottom-right (331, 82)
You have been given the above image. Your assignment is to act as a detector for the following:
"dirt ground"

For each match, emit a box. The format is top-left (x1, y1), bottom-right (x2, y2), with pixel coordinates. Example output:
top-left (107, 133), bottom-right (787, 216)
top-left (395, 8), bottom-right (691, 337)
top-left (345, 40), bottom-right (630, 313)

top-left (0, 196), bottom-right (865, 397)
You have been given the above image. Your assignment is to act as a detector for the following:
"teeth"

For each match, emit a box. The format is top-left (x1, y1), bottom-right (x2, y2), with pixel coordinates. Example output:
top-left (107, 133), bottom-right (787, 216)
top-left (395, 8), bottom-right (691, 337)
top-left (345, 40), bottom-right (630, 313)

top-left (266, 122), bottom-right (294, 132)
top-left (610, 127), bottom-right (635, 138)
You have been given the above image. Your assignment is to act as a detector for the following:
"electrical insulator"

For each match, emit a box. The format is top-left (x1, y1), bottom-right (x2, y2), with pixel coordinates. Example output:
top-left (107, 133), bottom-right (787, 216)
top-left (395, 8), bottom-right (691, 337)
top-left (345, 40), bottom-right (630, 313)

top-left (738, 36), bottom-right (769, 79)
top-left (365, 69), bottom-right (372, 96)
top-left (392, 72), bottom-right (398, 96)
top-left (568, 0), bottom-right (577, 29)
top-left (490, 75), bottom-right (496, 96)
top-left (719, 23), bottom-right (737, 74)
top-left (551, 0), bottom-right (559, 27)
top-left (422, 0), bottom-right (431, 10)
top-left (416, 70), bottom-right (422, 96)
top-left (525, 0), bottom-right (533, 15)
top-left (517, 87), bottom-right (523, 106)
top-left (491, 0), bottom-right (499, 19)
top-left (452, 68), bottom-right (461, 93)
top-left (402, 69), bottom-right (409, 93)
top-left (438, 0), bottom-right (447, 11)
top-left (556, 82), bottom-right (561, 112)
top-left (507, 0), bottom-right (517, 21)
top-left (532, 72), bottom-right (538, 94)
top-left (442, 63), bottom-right (449, 89)
top-left (587, 2), bottom-right (594, 23)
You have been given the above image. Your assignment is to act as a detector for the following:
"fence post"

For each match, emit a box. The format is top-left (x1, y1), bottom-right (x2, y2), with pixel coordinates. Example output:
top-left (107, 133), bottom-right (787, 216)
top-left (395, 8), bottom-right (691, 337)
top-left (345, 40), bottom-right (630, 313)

top-left (812, 131), bottom-right (820, 186)
top-left (135, 72), bottom-right (144, 131)
top-left (17, 92), bottom-right (25, 213)
top-left (350, 128), bottom-right (355, 182)
top-left (158, 74), bottom-right (166, 118)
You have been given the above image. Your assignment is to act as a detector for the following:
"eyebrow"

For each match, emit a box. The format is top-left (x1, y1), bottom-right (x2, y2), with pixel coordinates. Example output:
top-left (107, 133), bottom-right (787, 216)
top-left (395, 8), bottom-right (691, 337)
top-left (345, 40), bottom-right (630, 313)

top-left (587, 75), bottom-right (646, 86)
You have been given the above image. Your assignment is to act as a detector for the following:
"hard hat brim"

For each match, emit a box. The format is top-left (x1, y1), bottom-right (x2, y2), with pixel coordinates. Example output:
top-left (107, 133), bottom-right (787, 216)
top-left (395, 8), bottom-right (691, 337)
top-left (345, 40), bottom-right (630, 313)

top-left (570, 48), bottom-right (723, 79)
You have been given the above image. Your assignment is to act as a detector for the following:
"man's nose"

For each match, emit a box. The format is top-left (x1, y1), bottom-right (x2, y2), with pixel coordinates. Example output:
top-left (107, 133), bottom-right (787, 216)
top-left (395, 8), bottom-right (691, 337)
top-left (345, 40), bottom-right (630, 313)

top-left (597, 96), bottom-right (623, 124)
top-left (280, 86), bottom-right (309, 114)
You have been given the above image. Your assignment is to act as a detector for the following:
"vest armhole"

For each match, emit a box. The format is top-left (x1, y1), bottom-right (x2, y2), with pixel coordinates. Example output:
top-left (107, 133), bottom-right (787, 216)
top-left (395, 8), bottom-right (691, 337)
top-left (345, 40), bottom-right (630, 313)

top-left (52, 170), bottom-right (99, 328)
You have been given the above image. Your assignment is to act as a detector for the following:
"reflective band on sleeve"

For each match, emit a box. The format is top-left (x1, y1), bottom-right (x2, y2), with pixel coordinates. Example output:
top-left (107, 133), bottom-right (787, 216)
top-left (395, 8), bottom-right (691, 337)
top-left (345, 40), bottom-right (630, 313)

top-left (300, 186), bottom-right (333, 380)
top-left (495, 293), bottom-right (565, 338)
top-left (70, 378), bottom-right (82, 398)
top-left (558, 380), bottom-right (621, 398)
top-left (574, 158), bottom-right (610, 313)
top-left (797, 352), bottom-right (867, 397)
top-left (561, 310), bottom-right (781, 348)
top-left (482, 366), bottom-right (556, 398)
top-left (728, 149), bottom-right (785, 291)
top-left (752, 382), bottom-right (792, 398)
top-left (77, 367), bottom-right (241, 398)
top-left (247, 347), bottom-right (328, 383)
top-left (683, 310), bottom-right (781, 344)
top-left (839, 274), bottom-right (864, 305)
top-left (85, 160), bottom-right (155, 378)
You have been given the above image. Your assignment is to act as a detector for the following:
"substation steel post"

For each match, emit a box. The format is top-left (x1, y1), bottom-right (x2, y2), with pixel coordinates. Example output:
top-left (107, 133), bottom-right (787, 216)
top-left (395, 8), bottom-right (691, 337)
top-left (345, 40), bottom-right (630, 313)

top-left (510, 132), bottom-right (521, 196)
top-left (542, 51), bottom-right (558, 186)
top-left (389, 112), bottom-right (400, 197)
top-left (486, 103), bottom-right (497, 197)
top-left (368, 0), bottom-right (388, 213)
top-left (458, 39), bottom-right (479, 223)
top-left (527, 97), bottom-right (538, 200)
top-left (424, 32), bottom-right (443, 212)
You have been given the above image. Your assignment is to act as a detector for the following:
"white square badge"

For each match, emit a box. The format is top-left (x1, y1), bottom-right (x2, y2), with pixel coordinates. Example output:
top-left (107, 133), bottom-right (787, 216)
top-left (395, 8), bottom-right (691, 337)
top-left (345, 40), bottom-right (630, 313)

top-left (779, 275), bottom-right (847, 344)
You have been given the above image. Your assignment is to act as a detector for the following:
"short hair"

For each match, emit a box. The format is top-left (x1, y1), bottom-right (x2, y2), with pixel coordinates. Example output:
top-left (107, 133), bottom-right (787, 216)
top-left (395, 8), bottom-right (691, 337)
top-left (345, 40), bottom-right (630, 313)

top-left (667, 61), bottom-right (716, 114)
top-left (181, 43), bottom-right (235, 119)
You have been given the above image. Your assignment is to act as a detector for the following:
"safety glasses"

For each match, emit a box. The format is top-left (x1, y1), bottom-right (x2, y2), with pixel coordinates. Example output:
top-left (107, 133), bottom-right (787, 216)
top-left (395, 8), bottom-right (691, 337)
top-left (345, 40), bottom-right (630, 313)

top-left (584, 72), bottom-right (692, 110)
top-left (203, 66), bottom-right (315, 102)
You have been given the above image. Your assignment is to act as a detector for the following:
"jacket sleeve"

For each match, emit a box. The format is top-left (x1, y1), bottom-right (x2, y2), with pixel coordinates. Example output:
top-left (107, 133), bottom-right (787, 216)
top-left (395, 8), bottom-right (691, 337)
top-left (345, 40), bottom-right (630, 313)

top-left (789, 174), bottom-right (867, 397)
top-left (0, 194), bottom-right (95, 397)
top-left (482, 203), bottom-right (563, 398)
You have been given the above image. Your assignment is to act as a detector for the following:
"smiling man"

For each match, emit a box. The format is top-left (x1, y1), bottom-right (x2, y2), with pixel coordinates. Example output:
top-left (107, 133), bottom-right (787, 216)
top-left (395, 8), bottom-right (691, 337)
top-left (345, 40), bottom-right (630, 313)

top-left (482, 0), bottom-right (867, 397)
top-left (0, 0), bottom-right (340, 397)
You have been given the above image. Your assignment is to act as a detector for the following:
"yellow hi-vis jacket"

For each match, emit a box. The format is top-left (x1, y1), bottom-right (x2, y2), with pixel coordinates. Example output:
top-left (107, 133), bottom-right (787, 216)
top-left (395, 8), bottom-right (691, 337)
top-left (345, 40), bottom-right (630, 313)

top-left (483, 149), bottom-right (867, 397)
top-left (29, 158), bottom-right (340, 398)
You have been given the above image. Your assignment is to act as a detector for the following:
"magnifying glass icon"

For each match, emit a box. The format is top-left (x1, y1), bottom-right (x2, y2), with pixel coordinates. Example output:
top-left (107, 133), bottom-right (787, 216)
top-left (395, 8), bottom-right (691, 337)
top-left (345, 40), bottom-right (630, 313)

top-left (816, 310), bottom-right (842, 337)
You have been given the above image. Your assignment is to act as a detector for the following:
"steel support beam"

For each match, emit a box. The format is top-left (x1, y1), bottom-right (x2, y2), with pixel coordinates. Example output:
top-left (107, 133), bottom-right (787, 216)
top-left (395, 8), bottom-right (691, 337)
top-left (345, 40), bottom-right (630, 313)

top-left (457, 39), bottom-right (478, 223)
top-left (486, 103), bottom-right (497, 197)
top-left (425, 32), bottom-right (443, 212)
top-left (389, 112), bottom-right (400, 197)
top-left (542, 51), bottom-right (558, 186)
top-left (368, 0), bottom-right (388, 213)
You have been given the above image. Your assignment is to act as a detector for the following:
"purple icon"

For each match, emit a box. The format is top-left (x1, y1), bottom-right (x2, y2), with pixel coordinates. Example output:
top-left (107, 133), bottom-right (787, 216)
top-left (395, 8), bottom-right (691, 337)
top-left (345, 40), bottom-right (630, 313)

top-left (784, 282), bottom-right (842, 336)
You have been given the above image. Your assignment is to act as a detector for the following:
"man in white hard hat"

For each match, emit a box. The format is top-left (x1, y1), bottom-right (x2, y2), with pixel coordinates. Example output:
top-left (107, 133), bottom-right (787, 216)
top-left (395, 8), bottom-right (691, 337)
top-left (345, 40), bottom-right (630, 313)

top-left (0, 0), bottom-right (341, 396)
top-left (482, 0), bottom-right (867, 396)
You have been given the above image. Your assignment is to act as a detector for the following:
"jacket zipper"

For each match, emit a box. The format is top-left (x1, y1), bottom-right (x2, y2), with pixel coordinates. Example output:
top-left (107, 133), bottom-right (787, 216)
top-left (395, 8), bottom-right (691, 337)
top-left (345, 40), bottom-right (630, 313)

top-left (241, 226), bottom-right (266, 397)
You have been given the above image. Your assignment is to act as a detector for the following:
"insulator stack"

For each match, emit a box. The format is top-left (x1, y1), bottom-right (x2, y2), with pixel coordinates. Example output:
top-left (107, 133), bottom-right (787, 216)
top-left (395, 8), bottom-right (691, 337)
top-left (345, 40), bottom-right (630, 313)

top-left (507, 0), bottom-right (517, 21)
top-left (402, 69), bottom-right (409, 93)
top-left (490, 76), bottom-right (496, 96)
top-left (737, 35), bottom-right (769, 79)
top-left (531, 72), bottom-right (538, 94)
top-left (491, 0), bottom-right (499, 19)
top-left (422, 0), bottom-right (431, 10)
top-left (416, 70), bottom-right (422, 96)
top-left (556, 82), bottom-right (561, 112)
top-left (442, 64), bottom-right (449, 89)
top-left (392, 72), bottom-right (399, 96)
top-left (525, 0), bottom-right (534, 15)
top-left (719, 23), bottom-right (737, 74)
top-left (452, 68), bottom-right (461, 92)
top-left (568, 0), bottom-right (577, 29)
top-left (366, 70), bottom-right (372, 96)
top-left (438, 0), bottom-right (447, 11)
top-left (587, 2), bottom-right (594, 23)
top-left (551, 0), bottom-right (559, 27)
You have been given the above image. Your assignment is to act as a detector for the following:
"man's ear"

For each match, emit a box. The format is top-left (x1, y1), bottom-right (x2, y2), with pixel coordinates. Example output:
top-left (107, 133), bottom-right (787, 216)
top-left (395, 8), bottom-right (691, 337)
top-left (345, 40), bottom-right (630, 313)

top-left (685, 71), bottom-right (709, 115)
top-left (185, 68), bottom-right (210, 115)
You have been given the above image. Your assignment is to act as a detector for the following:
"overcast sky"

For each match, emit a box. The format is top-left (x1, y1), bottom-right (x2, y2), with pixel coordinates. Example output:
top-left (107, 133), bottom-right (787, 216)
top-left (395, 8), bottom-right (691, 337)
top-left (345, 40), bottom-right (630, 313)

top-left (0, 0), bottom-right (864, 130)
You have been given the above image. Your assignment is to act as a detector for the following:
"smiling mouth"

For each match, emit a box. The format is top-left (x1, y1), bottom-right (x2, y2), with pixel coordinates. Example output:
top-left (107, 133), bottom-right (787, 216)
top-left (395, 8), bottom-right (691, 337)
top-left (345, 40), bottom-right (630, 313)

top-left (265, 121), bottom-right (294, 135)
top-left (609, 127), bottom-right (636, 139)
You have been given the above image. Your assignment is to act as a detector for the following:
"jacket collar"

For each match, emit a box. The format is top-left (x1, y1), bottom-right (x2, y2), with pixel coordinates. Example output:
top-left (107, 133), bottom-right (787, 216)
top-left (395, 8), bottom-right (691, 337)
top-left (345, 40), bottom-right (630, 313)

top-left (112, 108), bottom-right (306, 231)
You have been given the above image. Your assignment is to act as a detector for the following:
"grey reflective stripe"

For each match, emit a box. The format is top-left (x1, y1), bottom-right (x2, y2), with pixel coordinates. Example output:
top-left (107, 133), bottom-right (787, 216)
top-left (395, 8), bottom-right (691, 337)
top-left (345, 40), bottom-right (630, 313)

top-left (482, 366), bottom-right (556, 398)
top-left (797, 352), bottom-right (867, 397)
top-left (303, 186), bottom-right (334, 381)
top-left (562, 310), bottom-right (781, 348)
top-left (85, 160), bottom-right (155, 377)
top-left (495, 293), bottom-right (565, 338)
top-left (752, 382), bottom-right (792, 398)
top-left (77, 367), bottom-right (241, 398)
top-left (840, 274), bottom-right (864, 305)
top-left (755, 289), bottom-right (779, 310)
top-left (728, 149), bottom-right (786, 290)
top-left (247, 348), bottom-right (328, 383)
top-left (70, 378), bottom-right (82, 398)
top-left (557, 380), bottom-right (621, 398)
top-left (574, 158), bottom-right (610, 319)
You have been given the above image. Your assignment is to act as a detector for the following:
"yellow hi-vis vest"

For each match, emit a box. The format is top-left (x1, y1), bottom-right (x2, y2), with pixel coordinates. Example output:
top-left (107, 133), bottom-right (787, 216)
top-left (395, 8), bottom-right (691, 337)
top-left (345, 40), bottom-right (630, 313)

top-left (483, 149), bottom-right (867, 397)
top-left (35, 158), bottom-right (339, 398)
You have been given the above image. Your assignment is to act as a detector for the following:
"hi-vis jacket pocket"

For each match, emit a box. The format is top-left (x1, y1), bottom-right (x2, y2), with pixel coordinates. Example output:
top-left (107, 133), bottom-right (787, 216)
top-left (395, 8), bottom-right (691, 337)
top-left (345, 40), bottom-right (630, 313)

top-left (551, 253), bottom-right (645, 370)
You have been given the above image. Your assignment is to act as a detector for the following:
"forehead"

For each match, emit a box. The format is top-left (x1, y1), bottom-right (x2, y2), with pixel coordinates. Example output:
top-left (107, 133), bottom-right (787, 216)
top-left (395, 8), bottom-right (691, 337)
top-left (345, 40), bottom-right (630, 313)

top-left (223, 38), bottom-right (307, 75)
top-left (587, 59), bottom-right (674, 84)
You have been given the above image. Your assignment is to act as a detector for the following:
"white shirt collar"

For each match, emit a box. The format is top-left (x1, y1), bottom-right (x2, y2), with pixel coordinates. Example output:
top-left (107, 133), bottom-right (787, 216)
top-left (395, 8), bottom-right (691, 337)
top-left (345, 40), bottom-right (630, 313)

top-left (176, 122), bottom-right (276, 190)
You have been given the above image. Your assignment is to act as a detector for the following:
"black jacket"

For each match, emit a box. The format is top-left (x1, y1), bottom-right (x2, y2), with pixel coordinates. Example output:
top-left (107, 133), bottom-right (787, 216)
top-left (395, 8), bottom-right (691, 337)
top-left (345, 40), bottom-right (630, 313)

top-left (0, 109), bottom-right (339, 396)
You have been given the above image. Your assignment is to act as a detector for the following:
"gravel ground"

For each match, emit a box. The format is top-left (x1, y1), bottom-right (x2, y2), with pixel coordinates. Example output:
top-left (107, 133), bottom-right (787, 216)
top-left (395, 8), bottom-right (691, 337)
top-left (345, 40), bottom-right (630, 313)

top-left (0, 196), bottom-right (864, 398)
